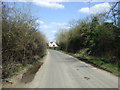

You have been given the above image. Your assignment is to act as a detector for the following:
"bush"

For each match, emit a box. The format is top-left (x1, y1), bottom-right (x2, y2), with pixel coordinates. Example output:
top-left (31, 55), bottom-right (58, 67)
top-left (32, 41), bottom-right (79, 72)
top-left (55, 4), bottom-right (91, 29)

top-left (2, 3), bottom-right (47, 79)
top-left (56, 15), bottom-right (120, 66)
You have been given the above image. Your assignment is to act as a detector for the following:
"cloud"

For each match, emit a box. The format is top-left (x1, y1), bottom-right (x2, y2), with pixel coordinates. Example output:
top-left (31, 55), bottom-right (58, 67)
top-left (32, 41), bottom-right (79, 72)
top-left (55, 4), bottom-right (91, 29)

top-left (2, 0), bottom-right (119, 2)
top-left (51, 30), bottom-right (57, 33)
top-left (43, 0), bottom-right (70, 2)
top-left (78, 3), bottom-right (111, 14)
top-left (32, 0), bottom-right (64, 9)
top-left (64, 26), bottom-right (71, 30)
top-left (79, 8), bottom-right (90, 13)
top-left (36, 20), bottom-right (44, 24)
top-left (40, 22), bottom-right (66, 29)
top-left (2, 0), bottom-right (65, 9)
top-left (85, 0), bottom-right (119, 2)
top-left (51, 22), bottom-right (66, 26)
top-left (40, 25), bottom-right (51, 29)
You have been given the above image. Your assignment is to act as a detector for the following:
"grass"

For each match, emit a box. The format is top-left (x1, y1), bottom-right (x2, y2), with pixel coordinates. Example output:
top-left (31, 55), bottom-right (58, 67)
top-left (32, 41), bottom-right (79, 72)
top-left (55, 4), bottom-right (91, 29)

top-left (55, 48), bottom-right (120, 76)
top-left (3, 55), bottom-right (45, 80)
top-left (74, 53), bottom-right (119, 75)
top-left (3, 56), bottom-right (44, 86)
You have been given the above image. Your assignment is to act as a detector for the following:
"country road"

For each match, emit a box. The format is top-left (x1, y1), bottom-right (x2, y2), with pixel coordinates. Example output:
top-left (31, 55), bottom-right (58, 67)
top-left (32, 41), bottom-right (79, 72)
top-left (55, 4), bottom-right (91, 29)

top-left (27, 49), bottom-right (118, 88)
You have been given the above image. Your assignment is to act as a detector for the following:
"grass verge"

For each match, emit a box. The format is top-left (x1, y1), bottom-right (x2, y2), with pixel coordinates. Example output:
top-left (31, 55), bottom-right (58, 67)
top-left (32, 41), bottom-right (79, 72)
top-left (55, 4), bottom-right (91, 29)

top-left (3, 55), bottom-right (46, 84)
top-left (55, 49), bottom-right (120, 76)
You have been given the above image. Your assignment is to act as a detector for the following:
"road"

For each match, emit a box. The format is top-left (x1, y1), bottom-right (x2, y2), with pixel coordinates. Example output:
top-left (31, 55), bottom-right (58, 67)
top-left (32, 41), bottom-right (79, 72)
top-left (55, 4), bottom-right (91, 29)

top-left (28, 49), bottom-right (118, 88)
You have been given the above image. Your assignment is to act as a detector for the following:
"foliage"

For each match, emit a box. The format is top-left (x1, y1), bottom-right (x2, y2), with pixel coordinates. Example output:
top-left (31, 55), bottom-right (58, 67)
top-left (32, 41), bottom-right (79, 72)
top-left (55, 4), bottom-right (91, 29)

top-left (2, 3), bottom-right (47, 78)
top-left (56, 15), bottom-right (120, 65)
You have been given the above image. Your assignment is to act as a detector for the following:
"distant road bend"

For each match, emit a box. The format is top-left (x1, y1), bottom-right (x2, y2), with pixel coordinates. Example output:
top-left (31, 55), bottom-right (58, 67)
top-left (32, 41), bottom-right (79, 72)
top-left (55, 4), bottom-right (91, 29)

top-left (28, 49), bottom-right (118, 88)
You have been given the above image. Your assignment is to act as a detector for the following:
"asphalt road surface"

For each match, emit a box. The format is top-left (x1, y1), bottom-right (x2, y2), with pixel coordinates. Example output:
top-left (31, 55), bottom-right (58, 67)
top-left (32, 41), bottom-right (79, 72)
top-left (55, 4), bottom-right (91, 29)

top-left (28, 49), bottom-right (118, 88)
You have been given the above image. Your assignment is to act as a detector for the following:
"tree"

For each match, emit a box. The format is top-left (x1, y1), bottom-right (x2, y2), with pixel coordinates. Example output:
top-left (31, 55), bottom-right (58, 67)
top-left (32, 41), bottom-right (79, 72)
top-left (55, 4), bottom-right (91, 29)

top-left (2, 3), bottom-right (47, 78)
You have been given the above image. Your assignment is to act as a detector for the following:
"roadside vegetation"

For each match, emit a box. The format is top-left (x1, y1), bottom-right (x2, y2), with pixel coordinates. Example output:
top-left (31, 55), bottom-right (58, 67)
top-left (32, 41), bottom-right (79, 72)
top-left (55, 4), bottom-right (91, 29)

top-left (56, 14), bottom-right (120, 75)
top-left (2, 3), bottom-right (47, 79)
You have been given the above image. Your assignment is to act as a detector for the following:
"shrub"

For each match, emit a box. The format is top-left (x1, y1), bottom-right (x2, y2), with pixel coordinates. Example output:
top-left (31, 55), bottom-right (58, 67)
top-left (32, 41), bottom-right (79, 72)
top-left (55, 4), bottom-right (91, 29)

top-left (2, 3), bottom-right (47, 78)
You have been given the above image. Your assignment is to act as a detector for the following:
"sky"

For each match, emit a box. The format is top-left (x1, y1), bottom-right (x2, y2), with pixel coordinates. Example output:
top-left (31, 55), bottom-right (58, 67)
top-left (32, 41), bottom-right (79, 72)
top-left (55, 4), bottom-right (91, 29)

top-left (30, 2), bottom-right (112, 41)
top-left (32, 2), bottom-right (96, 41)
top-left (5, 0), bottom-right (114, 41)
